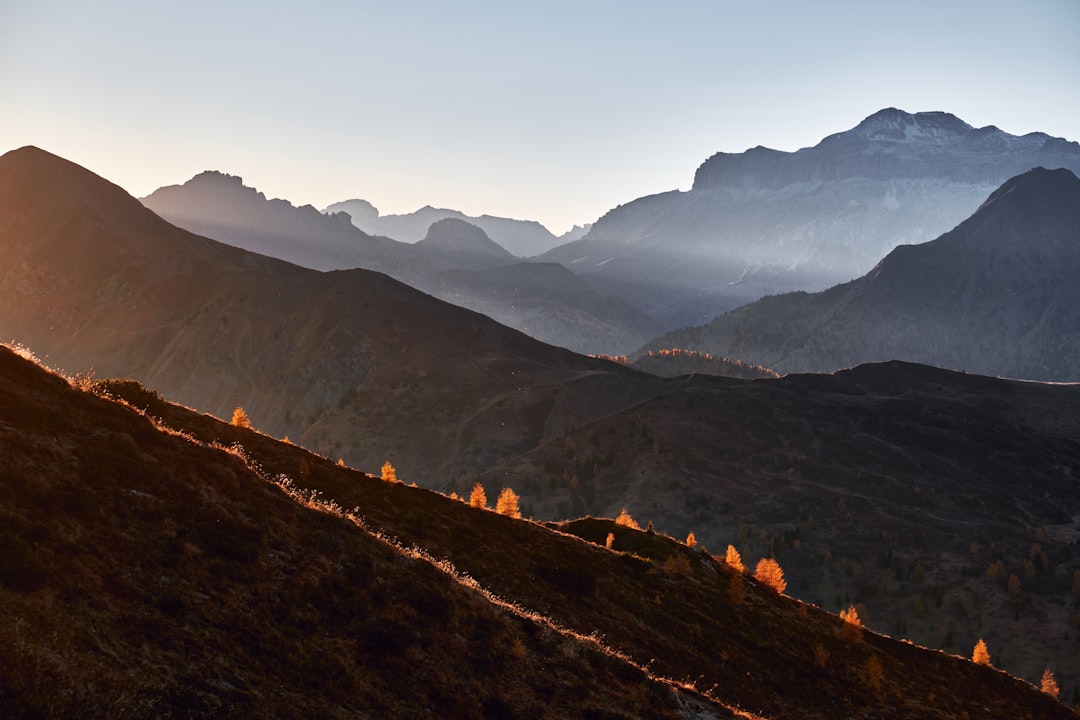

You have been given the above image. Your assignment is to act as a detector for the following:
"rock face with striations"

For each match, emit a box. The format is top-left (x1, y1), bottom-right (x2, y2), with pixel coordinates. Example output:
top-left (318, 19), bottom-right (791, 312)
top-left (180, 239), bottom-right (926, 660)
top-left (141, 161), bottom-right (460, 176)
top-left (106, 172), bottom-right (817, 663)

top-left (642, 167), bottom-right (1080, 381)
top-left (541, 108), bottom-right (1080, 329)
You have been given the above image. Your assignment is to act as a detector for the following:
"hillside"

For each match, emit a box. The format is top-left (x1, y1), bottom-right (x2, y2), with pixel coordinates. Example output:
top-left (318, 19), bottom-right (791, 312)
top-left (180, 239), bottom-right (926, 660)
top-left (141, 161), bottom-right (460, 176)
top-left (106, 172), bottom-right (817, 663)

top-left (540, 108), bottom-right (1080, 329)
top-left (1, 344), bottom-right (1072, 719)
top-left (644, 167), bottom-right (1080, 381)
top-left (0, 344), bottom-right (725, 719)
top-left (477, 360), bottom-right (1080, 694)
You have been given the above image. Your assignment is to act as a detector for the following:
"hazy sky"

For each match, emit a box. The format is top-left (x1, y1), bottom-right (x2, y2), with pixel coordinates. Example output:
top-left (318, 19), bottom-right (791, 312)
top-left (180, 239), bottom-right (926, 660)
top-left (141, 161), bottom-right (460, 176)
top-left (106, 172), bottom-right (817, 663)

top-left (3, 1), bottom-right (1079, 233)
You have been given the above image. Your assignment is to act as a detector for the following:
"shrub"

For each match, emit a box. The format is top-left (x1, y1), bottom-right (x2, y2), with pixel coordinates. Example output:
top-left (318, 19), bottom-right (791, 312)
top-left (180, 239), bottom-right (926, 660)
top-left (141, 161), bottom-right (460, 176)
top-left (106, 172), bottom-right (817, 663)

top-left (754, 557), bottom-right (786, 594)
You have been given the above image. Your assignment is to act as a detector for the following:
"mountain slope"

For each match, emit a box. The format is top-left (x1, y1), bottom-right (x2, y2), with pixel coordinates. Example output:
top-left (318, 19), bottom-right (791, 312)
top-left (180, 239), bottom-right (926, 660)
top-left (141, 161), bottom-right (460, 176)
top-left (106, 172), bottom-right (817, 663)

top-left (645, 167), bottom-right (1080, 380)
top-left (0, 146), bottom-right (653, 483)
top-left (3, 344), bottom-right (1071, 719)
top-left (541, 108), bottom-right (1080, 329)
top-left (143, 170), bottom-right (651, 353)
top-left (0, 344), bottom-right (727, 720)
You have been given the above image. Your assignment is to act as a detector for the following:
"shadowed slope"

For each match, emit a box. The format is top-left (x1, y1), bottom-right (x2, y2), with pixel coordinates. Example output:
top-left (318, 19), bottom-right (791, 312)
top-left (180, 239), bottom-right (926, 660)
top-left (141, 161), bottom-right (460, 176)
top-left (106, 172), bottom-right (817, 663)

top-left (646, 167), bottom-right (1080, 381)
top-left (0, 345), bottom-right (728, 719)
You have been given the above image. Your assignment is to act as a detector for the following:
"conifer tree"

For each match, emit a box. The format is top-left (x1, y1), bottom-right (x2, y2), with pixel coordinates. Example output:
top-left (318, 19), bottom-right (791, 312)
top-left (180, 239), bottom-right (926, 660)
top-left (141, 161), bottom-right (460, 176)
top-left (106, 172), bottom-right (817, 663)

top-left (469, 482), bottom-right (487, 509)
top-left (1040, 668), bottom-right (1060, 699)
top-left (754, 557), bottom-right (787, 594)
top-left (972, 638), bottom-right (991, 666)
top-left (380, 461), bottom-right (398, 483)
top-left (725, 545), bottom-right (745, 573)
top-left (495, 487), bottom-right (522, 518)
top-left (231, 406), bottom-right (251, 428)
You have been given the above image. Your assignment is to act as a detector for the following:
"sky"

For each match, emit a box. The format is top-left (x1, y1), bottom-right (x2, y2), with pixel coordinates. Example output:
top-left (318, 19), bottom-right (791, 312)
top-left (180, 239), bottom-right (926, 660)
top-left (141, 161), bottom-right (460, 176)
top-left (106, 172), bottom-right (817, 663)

top-left (2, 1), bottom-right (1079, 234)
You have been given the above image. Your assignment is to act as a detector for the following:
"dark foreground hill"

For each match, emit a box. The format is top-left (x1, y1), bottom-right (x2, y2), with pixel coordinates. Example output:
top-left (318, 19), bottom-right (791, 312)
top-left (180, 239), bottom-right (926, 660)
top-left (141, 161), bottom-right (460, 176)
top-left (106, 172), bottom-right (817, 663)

top-left (0, 345), bottom-right (724, 719)
top-left (646, 167), bottom-right (1080, 381)
top-left (0, 344), bottom-right (1072, 719)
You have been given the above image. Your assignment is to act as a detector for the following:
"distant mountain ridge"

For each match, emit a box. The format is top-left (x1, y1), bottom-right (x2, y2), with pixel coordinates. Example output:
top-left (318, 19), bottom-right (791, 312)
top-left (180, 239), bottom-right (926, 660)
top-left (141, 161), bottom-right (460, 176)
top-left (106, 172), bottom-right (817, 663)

top-left (541, 108), bottom-right (1080, 329)
top-left (642, 166), bottom-right (1080, 381)
top-left (142, 170), bottom-right (656, 354)
top-left (325, 198), bottom-right (590, 256)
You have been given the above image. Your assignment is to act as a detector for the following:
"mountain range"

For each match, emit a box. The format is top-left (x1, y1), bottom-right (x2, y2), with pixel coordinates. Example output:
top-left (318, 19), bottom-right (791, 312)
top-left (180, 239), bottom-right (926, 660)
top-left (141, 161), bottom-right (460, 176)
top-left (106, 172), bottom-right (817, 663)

top-left (5, 145), bottom-right (1080, 700)
top-left (540, 108), bottom-right (1080, 329)
top-left (2, 343), bottom-right (1074, 719)
top-left (143, 171), bottom-right (657, 354)
top-left (324, 197), bottom-right (590, 257)
top-left (644, 166), bottom-right (1080, 380)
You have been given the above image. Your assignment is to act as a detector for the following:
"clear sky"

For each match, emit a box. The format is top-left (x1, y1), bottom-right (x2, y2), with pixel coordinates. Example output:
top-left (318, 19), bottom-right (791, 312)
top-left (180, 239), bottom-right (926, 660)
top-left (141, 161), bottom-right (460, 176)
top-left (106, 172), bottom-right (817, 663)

top-left (2, 1), bottom-right (1078, 234)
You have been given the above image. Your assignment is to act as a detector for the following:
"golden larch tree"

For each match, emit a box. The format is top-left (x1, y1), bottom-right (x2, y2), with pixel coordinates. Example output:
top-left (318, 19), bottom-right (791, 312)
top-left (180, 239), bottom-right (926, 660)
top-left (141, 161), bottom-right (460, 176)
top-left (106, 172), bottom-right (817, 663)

top-left (685, 531), bottom-right (697, 549)
top-left (1040, 668), bottom-right (1060, 699)
top-left (972, 638), bottom-right (991, 666)
top-left (724, 545), bottom-right (745, 572)
top-left (231, 406), bottom-right (251, 428)
top-left (615, 508), bottom-right (640, 530)
top-left (469, 482), bottom-right (487, 509)
top-left (495, 487), bottom-right (522, 518)
top-left (380, 461), bottom-right (398, 483)
top-left (754, 557), bottom-right (787, 594)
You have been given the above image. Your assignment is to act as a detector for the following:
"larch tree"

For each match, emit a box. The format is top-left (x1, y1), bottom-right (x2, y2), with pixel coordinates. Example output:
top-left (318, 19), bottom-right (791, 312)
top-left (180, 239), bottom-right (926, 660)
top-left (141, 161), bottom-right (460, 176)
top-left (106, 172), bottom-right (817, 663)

top-left (754, 557), bottom-right (787, 594)
top-left (469, 482), bottom-right (487, 509)
top-left (725, 545), bottom-right (745, 573)
top-left (380, 461), bottom-right (398, 483)
top-left (495, 488), bottom-right (522, 518)
top-left (230, 406), bottom-right (251, 428)
top-left (972, 638), bottom-right (991, 666)
top-left (1041, 668), bottom-right (1060, 699)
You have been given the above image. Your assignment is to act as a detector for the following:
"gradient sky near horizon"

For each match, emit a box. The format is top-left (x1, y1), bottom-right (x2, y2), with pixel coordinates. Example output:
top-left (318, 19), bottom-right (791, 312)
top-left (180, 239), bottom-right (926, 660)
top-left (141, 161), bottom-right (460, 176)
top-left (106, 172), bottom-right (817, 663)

top-left (3, 1), bottom-right (1079, 234)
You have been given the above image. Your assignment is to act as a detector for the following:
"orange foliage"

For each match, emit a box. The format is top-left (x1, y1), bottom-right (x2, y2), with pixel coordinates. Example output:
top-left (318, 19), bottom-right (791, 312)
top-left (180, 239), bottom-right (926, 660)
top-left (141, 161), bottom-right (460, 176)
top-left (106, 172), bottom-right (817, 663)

top-left (615, 508), bottom-right (640, 530)
top-left (972, 638), bottom-right (991, 666)
top-left (754, 558), bottom-right (786, 594)
top-left (469, 482), bottom-right (487, 509)
top-left (724, 545), bottom-right (745, 573)
top-left (230, 406), bottom-right (251, 428)
top-left (1041, 668), bottom-right (1060, 699)
top-left (495, 487), bottom-right (522, 518)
